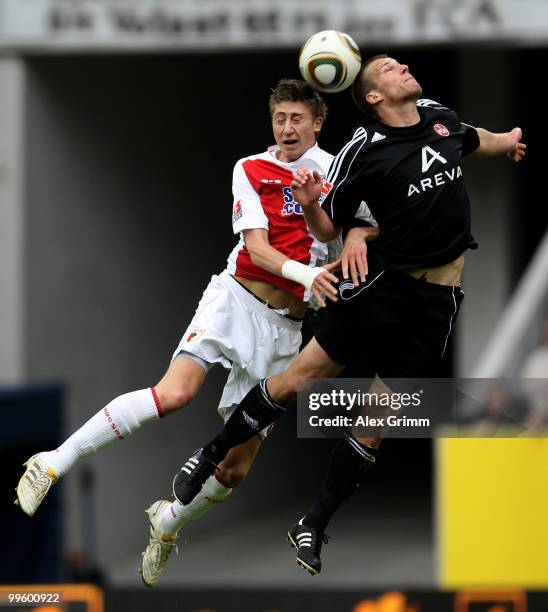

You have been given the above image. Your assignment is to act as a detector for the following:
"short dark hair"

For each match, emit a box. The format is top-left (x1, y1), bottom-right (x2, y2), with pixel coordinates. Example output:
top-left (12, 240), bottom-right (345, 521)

top-left (352, 54), bottom-right (389, 120)
top-left (269, 79), bottom-right (328, 121)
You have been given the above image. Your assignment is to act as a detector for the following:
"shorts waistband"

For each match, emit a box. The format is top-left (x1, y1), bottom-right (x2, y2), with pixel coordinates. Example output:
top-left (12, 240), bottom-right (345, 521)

top-left (405, 253), bottom-right (465, 286)
top-left (397, 269), bottom-right (463, 295)
top-left (218, 270), bottom-right (302, 331)
top-left (232, 277), bottom-right (305, 322)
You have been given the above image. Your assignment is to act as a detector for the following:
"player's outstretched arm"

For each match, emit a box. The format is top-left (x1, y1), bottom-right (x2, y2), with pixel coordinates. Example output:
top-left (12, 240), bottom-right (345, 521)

top-left (342, 226), bottom-right (380, 286)
top-left (474, 127), bottom-right (526, 162)
top-left (291, 168), bottom-right (340, 243)
top-left (243, 228), bottom-right (339, 306)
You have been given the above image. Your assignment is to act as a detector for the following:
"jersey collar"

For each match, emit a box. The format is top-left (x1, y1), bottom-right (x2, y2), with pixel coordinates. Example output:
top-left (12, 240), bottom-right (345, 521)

top-left (267, 143), bottom-right (319, 167)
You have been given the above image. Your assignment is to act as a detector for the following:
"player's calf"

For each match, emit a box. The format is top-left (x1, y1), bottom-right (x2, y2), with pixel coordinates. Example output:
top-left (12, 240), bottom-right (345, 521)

top-left (286, 436), bottom-right (378, 574)
top-left (173, 380), bottom-right (286, 504)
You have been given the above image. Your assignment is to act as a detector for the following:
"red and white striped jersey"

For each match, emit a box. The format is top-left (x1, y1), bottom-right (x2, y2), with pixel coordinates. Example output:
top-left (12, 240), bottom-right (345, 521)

top-left (226, 143), bottom-right (334, 301)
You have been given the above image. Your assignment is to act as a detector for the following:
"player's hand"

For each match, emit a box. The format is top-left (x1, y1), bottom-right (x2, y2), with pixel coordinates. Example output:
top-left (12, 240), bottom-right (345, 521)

top-left (311, 269), bottom-right (339, 308)
top-left (505, 127), bottom-right (526, 163)
top-left (342, 227), bottom-right (376, 286)
top-left (322, 258), bottom-right (342, 274)
top-left (291, 168), bottom-right (324, 207)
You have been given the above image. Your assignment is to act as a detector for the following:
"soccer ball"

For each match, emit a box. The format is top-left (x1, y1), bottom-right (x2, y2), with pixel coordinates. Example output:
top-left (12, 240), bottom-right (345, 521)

top-left (299, 30), bottom-right (362, 93)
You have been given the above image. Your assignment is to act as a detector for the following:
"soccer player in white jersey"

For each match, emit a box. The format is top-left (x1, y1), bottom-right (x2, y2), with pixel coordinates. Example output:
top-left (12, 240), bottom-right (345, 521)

top-left (15, 79), bottom-right (343, 586)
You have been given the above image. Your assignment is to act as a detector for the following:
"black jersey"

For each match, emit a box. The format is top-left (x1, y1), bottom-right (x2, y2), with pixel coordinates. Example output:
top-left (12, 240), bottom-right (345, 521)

top-left (320, 99), bottom-right (480, 270)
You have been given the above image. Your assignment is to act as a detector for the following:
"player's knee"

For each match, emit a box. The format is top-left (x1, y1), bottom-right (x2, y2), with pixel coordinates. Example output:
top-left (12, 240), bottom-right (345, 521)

top-left (217, 461), bottom-right (250, 487)
top-left (276, 372), bottom-right (302, 401)
top-left (157, 386), bottom-right (194, 413)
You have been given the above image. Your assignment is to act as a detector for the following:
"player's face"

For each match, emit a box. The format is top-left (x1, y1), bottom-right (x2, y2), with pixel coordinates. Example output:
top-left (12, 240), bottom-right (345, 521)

top-left (366, 57), bottom-right (422, 105)
top-left (271, 101), bottom-right (323, 163)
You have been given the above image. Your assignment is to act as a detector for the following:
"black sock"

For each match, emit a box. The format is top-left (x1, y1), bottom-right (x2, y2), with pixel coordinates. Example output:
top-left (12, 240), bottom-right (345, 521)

top-left (203, 380), bottom-right (287, 464)
top-left (303, 436), bottom-right (378, 532)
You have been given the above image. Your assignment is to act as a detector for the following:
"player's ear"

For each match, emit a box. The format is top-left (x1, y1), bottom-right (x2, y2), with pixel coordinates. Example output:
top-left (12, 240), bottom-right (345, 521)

top-left (313, 115), bottom-right (324, 134)
top-left (365, 90), bottom-right (382, 105)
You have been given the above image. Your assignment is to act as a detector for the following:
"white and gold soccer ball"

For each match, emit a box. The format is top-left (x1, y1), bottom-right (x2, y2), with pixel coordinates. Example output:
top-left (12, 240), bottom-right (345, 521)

top-left (299, 30), bottom-right (362, 93)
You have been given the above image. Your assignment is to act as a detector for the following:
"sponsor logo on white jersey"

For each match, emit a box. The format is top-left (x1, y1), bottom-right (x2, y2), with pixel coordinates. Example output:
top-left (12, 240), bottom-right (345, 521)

top-left (281, 186), bottom-right (303, 216)
top-left (232, 200), bottom-right (243, 223)
top-left (185, 326), bottom-right (206, 342)
top-left (318, 180), bottom-right (333, 204)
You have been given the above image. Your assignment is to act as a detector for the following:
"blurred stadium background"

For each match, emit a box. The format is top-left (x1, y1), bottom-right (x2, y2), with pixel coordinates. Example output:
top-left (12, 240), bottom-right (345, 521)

top-left (1, 1), bottom-right (547, 611)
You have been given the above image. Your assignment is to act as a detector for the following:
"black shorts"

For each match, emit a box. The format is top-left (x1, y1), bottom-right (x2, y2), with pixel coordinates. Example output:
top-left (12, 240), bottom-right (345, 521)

top-left (313, 269), bottom-right (464, 379)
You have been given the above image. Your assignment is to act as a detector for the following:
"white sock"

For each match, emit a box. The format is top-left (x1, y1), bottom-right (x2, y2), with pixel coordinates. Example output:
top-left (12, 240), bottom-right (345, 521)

top-left (42, 388), bottom-right (161, 477)
top-left (158, 472), bottom-right (232, 536)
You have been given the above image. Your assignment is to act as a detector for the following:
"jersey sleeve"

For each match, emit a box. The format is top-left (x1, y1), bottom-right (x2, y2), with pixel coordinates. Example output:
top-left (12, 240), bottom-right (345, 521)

top-left (417, 98), bottom-right (480, 155)
top-left (231, 159), bottom-right (269, 234)
top-left (319, 127), bottom-right (369, 228)
top-left (460, 122), bottom-right (480, 155)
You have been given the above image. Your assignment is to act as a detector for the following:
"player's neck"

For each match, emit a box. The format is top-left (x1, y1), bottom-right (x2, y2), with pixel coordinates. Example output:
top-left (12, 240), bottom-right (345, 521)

top-left (276, 146), bottom-right (312, 164)
top-left (379, 103), bottom-right (421, 128)
top-left (276, 149), bottom-right (296, 163)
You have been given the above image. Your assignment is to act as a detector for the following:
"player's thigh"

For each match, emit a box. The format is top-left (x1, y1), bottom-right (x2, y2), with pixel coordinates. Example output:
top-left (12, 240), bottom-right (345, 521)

top-left (155, 355), bottom-right (208, 414)
top-left (377, 281), bottom-right (464, 378)
top-left (171, 274), bottom-right (241, 370)
top-left (216, 307), bottom-right (302, 411)
top-left (268, 337), bottom-right (345, 403)
top-left (217, 308), bottom-right (304, 407)
top-left (313, 270), bottom-right (400, 368)
top-left (248, 312), bottom-right (303, 378)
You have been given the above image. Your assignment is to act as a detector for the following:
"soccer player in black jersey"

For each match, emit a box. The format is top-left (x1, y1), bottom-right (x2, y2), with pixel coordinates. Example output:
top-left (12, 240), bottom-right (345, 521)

top-left (171, 55), bottom-right (526, 574)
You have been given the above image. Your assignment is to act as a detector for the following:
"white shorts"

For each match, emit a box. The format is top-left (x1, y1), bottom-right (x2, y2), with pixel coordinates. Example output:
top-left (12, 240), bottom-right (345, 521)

top-left (172, 270), bottom-right (302, 436)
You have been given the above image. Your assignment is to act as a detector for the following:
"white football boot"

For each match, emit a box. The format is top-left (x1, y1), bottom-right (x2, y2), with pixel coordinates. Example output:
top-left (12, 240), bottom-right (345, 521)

top-left (140, 500), bottom-right (178, 587)
top-left (15, 453), bottom-right (59, 517)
